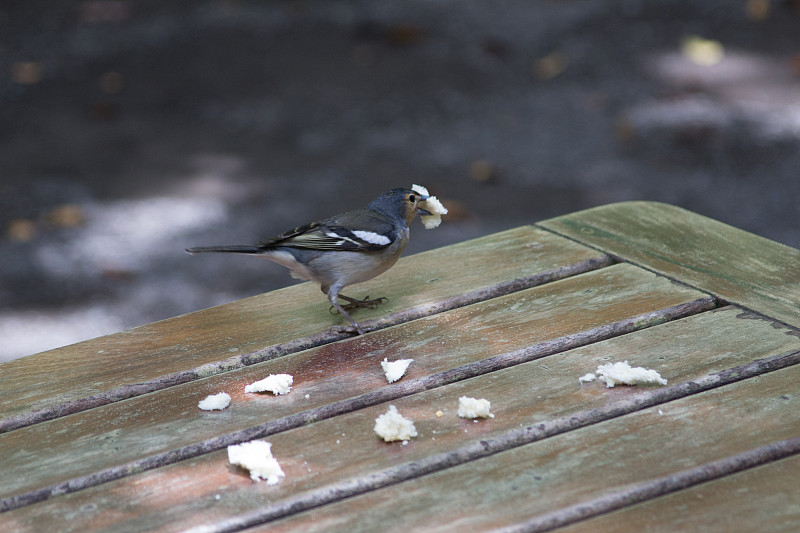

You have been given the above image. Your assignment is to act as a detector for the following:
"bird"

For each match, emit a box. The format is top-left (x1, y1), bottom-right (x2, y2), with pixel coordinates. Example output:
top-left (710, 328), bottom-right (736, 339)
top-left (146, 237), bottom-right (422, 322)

top-left (186, 187), bottom-right (433, 334)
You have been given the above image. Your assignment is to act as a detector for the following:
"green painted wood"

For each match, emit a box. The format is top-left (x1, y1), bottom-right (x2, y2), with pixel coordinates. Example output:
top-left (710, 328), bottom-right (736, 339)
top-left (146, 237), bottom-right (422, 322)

top-left (6, 306), bottom-right (799, 532)
top-left (538, 201), bottom-right (800, 328)
top-left (257, 364), bottom-right (800, 533)
top-left (556, 454), bottom-right (800, 533)
top-left (0, 226), bottom-right (608, 431)
top-left (0, 263), bottom-right (710, 507)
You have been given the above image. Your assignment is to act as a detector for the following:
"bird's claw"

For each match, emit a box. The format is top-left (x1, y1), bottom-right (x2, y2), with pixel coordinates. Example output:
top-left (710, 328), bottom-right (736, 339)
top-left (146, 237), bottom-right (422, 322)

top-left (341, 295), bottom-right (389, 311)
top-left (329, 295), bottom-right (388, 314)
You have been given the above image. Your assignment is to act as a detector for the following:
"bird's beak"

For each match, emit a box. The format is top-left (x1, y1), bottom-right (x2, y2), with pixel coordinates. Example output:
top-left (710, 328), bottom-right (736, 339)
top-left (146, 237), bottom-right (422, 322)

top-left (416, 193), bottom-right (431, 216)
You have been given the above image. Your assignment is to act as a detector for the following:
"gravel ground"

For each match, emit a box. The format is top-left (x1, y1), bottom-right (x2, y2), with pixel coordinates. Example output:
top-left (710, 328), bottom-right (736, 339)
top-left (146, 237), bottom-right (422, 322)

top-left (2, 0), bottom-right (799, 361)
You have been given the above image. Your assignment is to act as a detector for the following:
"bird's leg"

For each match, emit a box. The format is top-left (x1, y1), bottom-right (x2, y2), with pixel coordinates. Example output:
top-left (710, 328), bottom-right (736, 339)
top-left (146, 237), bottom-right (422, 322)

top-left (326, 286), bottom-right (364, 335)
top-left (337, 293), bottom-right (389, 311)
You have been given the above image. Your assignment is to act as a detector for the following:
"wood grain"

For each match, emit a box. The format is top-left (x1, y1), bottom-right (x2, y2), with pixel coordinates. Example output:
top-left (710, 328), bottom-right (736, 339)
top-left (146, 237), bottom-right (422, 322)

top-left (555, 454), bottom-right (800, 533)
top-left (538, 201), bottom-right (800, 327)
top-left (0, 263), bottom-right (709, 509)
top-left (258, 363), bottom-right (800, 533)
top-left (0, 226), bottom-right (608, 432)
top-left (6, 306), bottom-right (798, 532)
top-left (5, 207), bottom-right (798, 533)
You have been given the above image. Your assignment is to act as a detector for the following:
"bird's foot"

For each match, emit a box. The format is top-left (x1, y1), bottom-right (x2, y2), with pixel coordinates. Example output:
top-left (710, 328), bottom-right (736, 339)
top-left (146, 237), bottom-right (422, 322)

top-left (337, 294), bottom-right (389, 311)
top-left (329, 295), bottom-right (388, 315)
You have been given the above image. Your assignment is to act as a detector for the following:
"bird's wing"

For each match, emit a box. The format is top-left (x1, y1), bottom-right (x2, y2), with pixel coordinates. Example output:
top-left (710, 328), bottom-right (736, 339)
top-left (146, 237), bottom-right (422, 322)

top-left (259, 211), bottom-right (395, 252)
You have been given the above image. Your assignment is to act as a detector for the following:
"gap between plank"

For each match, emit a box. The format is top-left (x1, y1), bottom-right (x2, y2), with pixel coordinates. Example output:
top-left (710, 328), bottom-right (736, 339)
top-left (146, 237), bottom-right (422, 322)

top-left (533, 223), bottom-right (800, 333)
top-left (186, 347), bottom-right (800, 533)
top-left (0, 295), bottom-right (711, 513)
top-left (0, 255), bottom-right (611, 435)
top-left (534, 224), bottom-right (720, 295)
top-left (494, 434), bottom-right (800, 533)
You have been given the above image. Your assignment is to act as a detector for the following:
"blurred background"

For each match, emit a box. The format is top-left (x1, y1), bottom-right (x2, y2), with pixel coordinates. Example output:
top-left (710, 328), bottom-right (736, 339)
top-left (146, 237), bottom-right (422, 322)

top-left (2, 0), bottom-right (799, 361)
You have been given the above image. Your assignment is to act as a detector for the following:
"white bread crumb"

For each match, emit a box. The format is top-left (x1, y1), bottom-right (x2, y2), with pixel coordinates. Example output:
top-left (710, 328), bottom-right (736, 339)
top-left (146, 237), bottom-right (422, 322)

top-left (411, 184), bottom-right (448, 229)
top-left (374, 405), bottom-right (418, 442)
top-left (458, 396), bottom-right (494, 419)
top-left (578, 373), bottom-right (597, 384)
top-left (422, 195), bottom-right (448, 215)
top-left (411, 184), bottom-right (430, 196)
top-left (421, 215), bottom-right (442, 229)
top-left (593, 361), bottom-right (667, 388)
top-left (381, 358), bottom-right (413, 383)
top-left (227, 440), bottom-right (285, 484)
top-left (198, 392), bottom-right (231, 411)
top-left (245, 374), bottom-right (293, 395)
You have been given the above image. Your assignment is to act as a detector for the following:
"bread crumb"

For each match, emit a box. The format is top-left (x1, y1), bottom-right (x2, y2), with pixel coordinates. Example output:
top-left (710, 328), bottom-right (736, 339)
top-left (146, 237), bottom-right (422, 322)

top-left (381, 358), bottom-right (413, 383)
top-left (578, 373), bottom-right (596, 384)
top-left (411, 184), bottom-right (448, 229)
top-left (435, 410), bottom-right (443, 418)
top-left (374, 405), bottom-right (418, 442)
top-left (592, 361), bottom-right (667, 388)
top-left (411, 184), bottom-right (430, 196)
top-left (458, 396), bottom-right (494, 419)
top-left (198, 392), bottom-right (231, 411)
top-left (227, 440), bottom-right (285, 484)
top-left (421, 217), bottom-right (441, 229)
top-left (245, 374), bottom-right (293, 395)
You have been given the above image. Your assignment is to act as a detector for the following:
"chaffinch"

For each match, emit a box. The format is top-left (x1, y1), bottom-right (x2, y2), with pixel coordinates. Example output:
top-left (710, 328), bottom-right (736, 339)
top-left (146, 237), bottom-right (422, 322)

top-left (186, 187), bottom-right (433, 334)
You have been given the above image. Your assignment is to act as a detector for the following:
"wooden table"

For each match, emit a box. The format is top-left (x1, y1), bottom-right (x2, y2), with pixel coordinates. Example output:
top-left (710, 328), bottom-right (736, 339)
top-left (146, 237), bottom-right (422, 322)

top-left (2, 201), bottom-right (799, 533)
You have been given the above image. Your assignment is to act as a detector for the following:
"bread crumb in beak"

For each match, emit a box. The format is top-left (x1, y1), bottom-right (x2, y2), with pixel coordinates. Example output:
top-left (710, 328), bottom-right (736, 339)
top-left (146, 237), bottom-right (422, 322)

top-left (411, 184), bottom-right (448, 229)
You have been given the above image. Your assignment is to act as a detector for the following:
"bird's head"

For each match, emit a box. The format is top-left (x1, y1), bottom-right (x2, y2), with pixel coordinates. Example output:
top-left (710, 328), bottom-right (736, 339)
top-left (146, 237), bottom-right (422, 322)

top-left (368, 188), bottom-right (431, 226)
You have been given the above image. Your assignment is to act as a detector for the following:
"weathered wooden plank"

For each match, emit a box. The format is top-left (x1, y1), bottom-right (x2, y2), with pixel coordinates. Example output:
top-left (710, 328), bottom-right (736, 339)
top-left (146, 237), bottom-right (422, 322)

top-left (0, 227), bottom-right (608, 431)
top-left (6, 306), bottom-right (798, 532)
top-left (555, 454), bottom-right (800, 533)
top-left (0, 263), bottom-right (709, 508)
top-left (255, 364), bottom-right (800, 533)
top-left (538, 201), bottom-right (800, 327)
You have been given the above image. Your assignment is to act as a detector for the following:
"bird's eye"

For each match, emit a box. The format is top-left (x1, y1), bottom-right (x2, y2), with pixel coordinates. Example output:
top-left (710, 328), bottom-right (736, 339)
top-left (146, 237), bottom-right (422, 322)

top-left (408, 194), bottom-right (416, 203)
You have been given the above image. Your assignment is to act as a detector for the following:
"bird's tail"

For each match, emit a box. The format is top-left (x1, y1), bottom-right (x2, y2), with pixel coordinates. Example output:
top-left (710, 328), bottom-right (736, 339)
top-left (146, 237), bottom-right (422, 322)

top-left (185, 245), bottom-right (263, 255)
